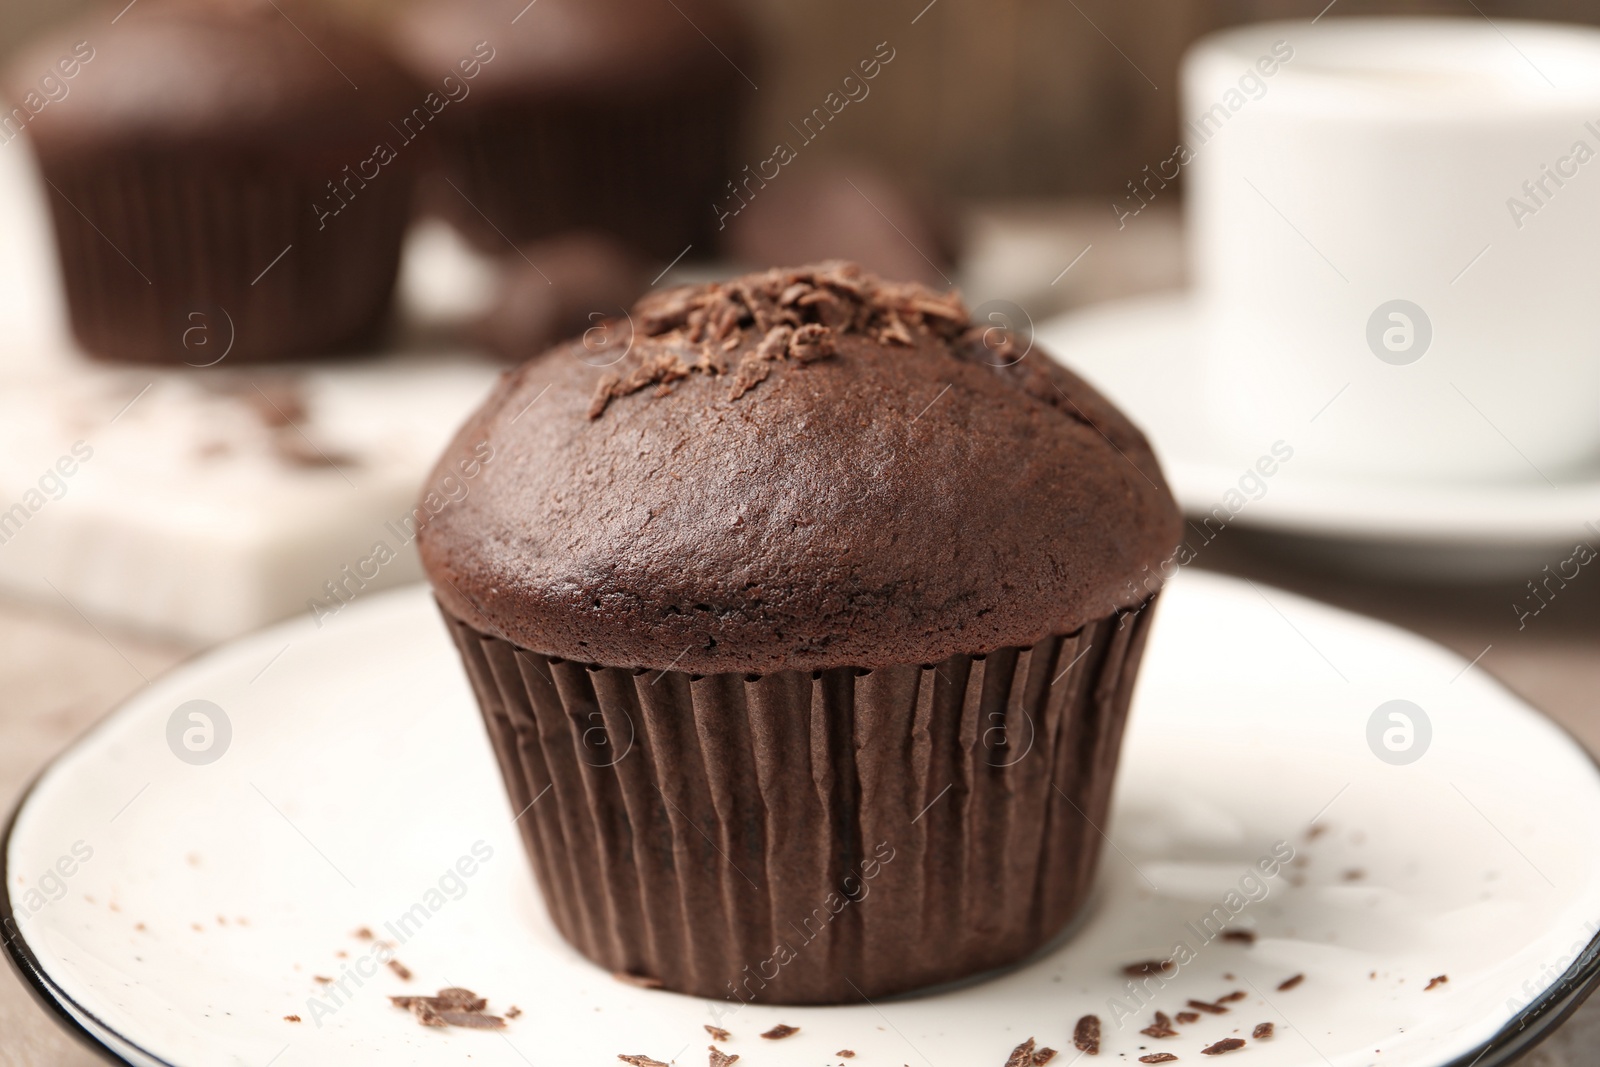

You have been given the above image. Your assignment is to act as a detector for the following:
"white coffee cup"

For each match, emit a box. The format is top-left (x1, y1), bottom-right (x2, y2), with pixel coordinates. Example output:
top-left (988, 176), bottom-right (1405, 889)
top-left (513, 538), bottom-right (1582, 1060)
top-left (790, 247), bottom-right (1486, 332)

top-left (1184, 18), bottom-right (1600, 484)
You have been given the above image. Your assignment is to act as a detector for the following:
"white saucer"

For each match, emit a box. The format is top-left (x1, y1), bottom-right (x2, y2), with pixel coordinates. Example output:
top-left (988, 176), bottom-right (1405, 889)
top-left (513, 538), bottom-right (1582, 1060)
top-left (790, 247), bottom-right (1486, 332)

top-left (1037, 295), bottom-right (1600, 579)
top-left (6, 571), bottom-right (1600, 1067)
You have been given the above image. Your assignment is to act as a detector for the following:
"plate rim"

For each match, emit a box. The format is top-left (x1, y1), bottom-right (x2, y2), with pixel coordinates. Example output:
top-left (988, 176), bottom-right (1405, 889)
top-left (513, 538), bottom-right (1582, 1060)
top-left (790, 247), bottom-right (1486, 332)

top-left (5, 578), bottom-right (1600, 1067)
top-left (3, 764), bottom-right (175, 1067)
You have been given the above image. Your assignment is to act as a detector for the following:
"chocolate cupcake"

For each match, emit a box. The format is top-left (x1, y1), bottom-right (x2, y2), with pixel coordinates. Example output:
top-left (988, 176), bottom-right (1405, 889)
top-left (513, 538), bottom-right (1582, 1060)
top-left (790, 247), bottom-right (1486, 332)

top-left (390, 0), bottom-right (753, 260)
top-left (419, 262), bottom-right (1181, 1004)
top-left (4, 0), bottom-right (420, 363)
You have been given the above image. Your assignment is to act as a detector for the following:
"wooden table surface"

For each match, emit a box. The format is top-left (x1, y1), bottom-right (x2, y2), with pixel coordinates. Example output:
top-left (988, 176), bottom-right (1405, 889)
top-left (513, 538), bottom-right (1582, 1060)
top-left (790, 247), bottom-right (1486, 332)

top-left (4, 208), bottom-right (1599, 1064)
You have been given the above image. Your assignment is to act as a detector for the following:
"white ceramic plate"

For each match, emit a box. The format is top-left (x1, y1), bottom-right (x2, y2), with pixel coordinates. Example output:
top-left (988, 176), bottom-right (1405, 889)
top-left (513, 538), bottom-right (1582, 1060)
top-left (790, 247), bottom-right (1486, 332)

top-left (1037, 295), bottom-right (1600, 579)
top-left (5, 571), bottom-right (1600, 1067)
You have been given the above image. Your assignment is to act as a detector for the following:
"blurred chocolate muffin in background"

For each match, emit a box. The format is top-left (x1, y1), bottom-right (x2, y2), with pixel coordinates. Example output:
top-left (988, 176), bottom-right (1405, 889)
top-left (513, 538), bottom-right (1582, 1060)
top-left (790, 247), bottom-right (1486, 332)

top-left (390, 0), bottom-right (754, 262)
top-left (4, 0), bottom-right (422, 364)
top-left (722, 162), bottom-right (960, 289)
top-left (470, 232), bottom-right (648, 364)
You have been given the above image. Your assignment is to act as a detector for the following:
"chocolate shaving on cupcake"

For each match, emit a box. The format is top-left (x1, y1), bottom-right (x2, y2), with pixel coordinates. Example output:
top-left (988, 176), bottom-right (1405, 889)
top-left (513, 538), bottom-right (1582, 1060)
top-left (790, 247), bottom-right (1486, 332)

top-left (583, 261), bottom-right (1120, 423)
top-left (590, 262), bottom-right (966, 416)
top-left (1073, 1015), bottom-right (1101, 1054)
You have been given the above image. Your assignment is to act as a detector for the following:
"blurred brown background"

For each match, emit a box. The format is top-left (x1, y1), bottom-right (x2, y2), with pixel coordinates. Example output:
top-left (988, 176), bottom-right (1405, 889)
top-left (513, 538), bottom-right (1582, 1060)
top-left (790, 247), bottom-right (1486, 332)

top-left (8, 0), bottom-right (1597, 202)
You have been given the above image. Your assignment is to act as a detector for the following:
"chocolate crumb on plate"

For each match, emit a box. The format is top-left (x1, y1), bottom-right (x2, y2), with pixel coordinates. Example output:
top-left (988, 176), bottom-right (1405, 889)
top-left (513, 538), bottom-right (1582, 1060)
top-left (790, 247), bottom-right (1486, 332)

top-left (1074, 1015), bottom-right (1101, 1055)
top-left (507, 1005), bottom-right (522, 1019)
top-left (1141, 1011), bottom-right (1178, 1038)
top-left (1140, 1056), bottom-right (1179, 1064)
top-left (283, 1015), bottom-right (301, 1023)
top-left (837, 1052), bottom-right (856, 1060)
top-left (1253, 1023), bottom-right (1274, 1040)
top-left (1123, 959), bottom-right (1177, 978)
top-left (237, 379), bottom-right (308, 428)
top-left (706, 1025), bottom-right (732, 1042)
top-left (390, 990), bottom-right (487, 1014)
top-left (1003, 1037), bottom-right (1038, 1067)
top-left (438, 1010), bottom-right (505, 1030)
top-left (1425, 975), bottom-right (1449, 991)
top-left (619, 1056), bottom-right (670, 1067)
top-left (313, 976), bottom-right (332, 984)
top-left (1175, 1012), bottom-right (1201, 1025)
top-left (387, 959), bottom-right (413, 981)
top-left (1186, 999), bottom-right (1229, 1015)
top-left (407, 1001), bottom-right (448, 1028)
top-left (762, 1024), bottom-right (800, 1040)
top-left (391, 987), bottom-right (505, 1030)
top-left (1201, 1038), bottom-right (1246, 1056)
top-left (1343, 868), bottom-right (1366, 881)
top-left (1277, 974), bottom-right (1305, 992)
top-left (354, 927), bottom-right (374, 940)
top-left (1217, 991), bottom-right (1247, 1003)
top-left (709, 1047), bottom-right (740, 1067)
top-left (614, 970), bottom-right (666, 989)
top-left (1033, 1046), bottom-right (1058, 1064)
top-left (1220, 930), bottom-right (1256, 946)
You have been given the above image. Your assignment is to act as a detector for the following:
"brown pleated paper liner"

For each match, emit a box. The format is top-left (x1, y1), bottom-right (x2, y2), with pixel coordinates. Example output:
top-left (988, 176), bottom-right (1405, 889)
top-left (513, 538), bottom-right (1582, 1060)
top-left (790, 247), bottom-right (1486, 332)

top-left (430, 82), bottom-right (743, 261)
top-left (444, 598), bottom-right (1157, 1005)
top-left (41, 155), bottom-right (412, 364)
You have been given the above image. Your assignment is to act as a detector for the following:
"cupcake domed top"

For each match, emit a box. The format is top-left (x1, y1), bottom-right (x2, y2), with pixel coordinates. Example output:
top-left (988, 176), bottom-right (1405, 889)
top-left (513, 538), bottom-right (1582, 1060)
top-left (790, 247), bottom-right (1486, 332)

top-left (420, 262), bottom-right (1181, 674)
top-left (5, 0), bottom-right (417, 162)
